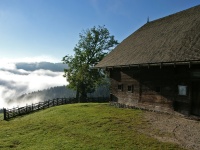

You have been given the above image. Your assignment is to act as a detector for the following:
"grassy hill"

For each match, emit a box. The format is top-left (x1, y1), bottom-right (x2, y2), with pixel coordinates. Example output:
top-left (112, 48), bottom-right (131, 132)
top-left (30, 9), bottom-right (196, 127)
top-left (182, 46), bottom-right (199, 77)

top-left (0, 103), bottom-right (184, 150)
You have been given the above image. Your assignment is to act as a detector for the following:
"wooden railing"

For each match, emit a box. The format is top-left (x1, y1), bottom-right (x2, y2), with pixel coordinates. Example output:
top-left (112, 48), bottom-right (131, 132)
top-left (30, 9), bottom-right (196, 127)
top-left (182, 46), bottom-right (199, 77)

top-left (3, 98), bottom-right (76, 120)
top-left (3, 97), bottom-right (109, 120)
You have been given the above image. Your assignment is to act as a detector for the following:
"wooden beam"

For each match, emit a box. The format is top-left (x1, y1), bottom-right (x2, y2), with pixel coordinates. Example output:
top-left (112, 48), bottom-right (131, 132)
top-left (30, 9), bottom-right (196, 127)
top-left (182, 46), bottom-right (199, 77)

top-left (160, 63), bottom-right (162, 69)
top-left (173, 62), bottom-right (176, 68)
top-left (189, 62), bottom-right (191, 68)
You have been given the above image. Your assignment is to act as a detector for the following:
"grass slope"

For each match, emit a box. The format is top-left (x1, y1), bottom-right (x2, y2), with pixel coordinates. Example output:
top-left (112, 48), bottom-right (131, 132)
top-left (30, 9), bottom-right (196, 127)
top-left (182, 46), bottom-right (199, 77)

top-left (0, 103), bottom-right (184, 150)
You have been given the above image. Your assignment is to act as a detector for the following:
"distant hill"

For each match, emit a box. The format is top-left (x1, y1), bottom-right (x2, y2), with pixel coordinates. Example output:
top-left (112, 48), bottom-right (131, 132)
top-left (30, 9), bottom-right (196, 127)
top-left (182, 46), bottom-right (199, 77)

top-left (11, 85), bottom-right (110, 104)
top-left (16, 86), bottom-right (76, 101)
top-left (16, 62), bottom-right (68, 72)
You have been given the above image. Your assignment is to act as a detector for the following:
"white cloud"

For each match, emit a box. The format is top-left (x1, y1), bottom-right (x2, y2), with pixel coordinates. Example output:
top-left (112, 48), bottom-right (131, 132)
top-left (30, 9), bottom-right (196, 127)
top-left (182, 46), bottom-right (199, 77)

top-left (27, 69), bottom-right (66, 92)
top-left (0, 62), bottom-right (16, 70)
top-left (0, 61), bottom-right (68, 108)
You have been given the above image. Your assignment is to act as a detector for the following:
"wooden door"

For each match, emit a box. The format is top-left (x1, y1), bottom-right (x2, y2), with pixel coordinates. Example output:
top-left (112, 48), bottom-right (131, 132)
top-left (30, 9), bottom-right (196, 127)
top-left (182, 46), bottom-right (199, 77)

top-left (191, 82), bottom-right (200, 116)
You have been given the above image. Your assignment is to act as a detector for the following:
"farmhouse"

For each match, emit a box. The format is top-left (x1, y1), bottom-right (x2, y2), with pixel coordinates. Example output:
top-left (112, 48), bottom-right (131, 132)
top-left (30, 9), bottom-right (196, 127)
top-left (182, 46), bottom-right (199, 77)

top-left (96, 5), bottom-right (200, 116)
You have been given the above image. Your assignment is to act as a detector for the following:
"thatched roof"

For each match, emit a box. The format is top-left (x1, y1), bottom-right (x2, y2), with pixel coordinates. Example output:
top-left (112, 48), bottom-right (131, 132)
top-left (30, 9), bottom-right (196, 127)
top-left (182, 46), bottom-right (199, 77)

top-left (96, 5), bottom-right (200, 68)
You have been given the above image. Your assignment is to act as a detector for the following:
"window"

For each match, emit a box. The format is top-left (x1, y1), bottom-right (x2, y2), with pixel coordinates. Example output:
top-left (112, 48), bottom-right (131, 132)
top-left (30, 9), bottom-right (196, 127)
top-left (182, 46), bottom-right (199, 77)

top-left (128, 85), bottom-right (134, 93)
top-left (118, 84), bottom-right (123, 91)
top-left (178, 85), bottom-right (187, 96)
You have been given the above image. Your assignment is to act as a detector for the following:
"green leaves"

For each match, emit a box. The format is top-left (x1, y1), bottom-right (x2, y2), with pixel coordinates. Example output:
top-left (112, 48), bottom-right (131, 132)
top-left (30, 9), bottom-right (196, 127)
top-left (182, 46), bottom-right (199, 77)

top-left (63, 25), bottom-right (118, 102)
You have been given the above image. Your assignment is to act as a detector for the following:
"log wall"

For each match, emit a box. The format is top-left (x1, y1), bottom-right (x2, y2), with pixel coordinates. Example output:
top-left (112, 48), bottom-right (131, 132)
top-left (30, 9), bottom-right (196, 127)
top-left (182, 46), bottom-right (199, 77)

top-left (109, 64), bottom-right (200, 115)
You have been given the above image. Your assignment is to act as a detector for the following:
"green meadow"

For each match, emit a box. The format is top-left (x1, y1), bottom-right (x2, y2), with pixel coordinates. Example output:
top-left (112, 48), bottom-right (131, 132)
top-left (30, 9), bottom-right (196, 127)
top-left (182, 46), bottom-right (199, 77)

top-left (0, 103), bottom-right (184, 150)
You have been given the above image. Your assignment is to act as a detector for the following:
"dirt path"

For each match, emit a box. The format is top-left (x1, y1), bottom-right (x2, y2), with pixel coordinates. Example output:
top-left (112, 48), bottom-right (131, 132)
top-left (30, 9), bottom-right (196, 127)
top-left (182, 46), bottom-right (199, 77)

top-left (143, 111), bottom-right (200, 150)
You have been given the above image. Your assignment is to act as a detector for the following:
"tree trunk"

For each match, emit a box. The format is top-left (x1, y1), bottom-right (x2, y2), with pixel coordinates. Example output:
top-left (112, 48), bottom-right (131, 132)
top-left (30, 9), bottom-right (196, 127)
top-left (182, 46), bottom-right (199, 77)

top-left (80, 92), bottom-right (87, 103)
top-left (79, 83), bottom-right (87, 103)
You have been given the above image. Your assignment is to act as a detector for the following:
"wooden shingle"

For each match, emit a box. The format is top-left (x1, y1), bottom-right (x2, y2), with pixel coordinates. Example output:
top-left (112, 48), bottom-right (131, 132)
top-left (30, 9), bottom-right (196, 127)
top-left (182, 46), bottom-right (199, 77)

top-left (96, 5), bottom-right (200, 68)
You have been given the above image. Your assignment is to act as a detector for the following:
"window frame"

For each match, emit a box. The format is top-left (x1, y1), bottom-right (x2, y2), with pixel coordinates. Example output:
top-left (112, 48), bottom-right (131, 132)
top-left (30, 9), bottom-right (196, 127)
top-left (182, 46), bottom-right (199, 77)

top-left (178, 85), bottom-right (187, 96)
top-left (118, 84), bottom-right (123, 91)
top-left (127, 85), bottom-right (134, 93)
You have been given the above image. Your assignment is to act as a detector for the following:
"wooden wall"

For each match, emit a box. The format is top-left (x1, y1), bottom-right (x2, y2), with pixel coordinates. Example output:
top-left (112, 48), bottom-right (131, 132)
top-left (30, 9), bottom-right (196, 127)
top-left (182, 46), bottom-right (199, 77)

top-left (110, 68), bottom-right (140, 106)
top-left (109, 64), bottom-right (200, 115)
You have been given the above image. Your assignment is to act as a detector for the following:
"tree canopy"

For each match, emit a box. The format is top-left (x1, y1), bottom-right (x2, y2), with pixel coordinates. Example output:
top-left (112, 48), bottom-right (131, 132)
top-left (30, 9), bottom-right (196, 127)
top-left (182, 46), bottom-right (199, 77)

top-left (62, 25), bottom-right (118, 102)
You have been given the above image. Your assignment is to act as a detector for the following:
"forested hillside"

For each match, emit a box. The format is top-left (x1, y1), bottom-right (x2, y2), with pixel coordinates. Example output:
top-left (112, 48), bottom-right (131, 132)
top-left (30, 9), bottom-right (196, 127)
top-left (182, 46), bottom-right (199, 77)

top-left (11, 85), bottom-right (109, 104)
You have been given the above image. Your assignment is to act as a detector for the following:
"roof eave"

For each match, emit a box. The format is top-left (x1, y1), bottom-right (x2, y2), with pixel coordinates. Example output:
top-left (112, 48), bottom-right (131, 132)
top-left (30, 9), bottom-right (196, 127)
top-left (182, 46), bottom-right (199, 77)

top-left (94, 60), bottom-right (200, 69)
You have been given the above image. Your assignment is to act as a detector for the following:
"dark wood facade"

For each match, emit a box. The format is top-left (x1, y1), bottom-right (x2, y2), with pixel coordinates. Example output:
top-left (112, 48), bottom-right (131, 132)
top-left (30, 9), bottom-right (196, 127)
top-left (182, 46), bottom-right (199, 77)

top-left (95, 5), bottom-right (200, 116)
top-left (109, 64), bottom-right (200, 116)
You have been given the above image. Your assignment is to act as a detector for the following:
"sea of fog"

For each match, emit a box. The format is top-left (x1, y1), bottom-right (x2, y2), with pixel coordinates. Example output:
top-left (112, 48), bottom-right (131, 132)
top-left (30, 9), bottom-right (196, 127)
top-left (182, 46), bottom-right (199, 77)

top-left (0, 62), bottom-right (68, 108)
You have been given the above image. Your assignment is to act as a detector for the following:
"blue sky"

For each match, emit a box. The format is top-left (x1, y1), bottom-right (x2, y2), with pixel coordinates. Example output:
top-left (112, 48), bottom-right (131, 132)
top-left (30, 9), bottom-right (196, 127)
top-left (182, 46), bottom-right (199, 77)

top-left (0, 0), bottom-right (200, 63)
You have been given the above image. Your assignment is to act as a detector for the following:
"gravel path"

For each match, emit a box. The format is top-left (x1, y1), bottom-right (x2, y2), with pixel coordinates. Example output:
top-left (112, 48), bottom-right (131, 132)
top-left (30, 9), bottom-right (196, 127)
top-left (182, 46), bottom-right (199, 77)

top-left (143, 111), bottom-right (200, 150)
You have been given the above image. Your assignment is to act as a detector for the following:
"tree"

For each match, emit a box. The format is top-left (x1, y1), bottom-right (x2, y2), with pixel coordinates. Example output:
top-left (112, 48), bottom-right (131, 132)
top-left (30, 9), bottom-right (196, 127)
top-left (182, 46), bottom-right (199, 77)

top-left (62, 25), bottom-right (118, 102)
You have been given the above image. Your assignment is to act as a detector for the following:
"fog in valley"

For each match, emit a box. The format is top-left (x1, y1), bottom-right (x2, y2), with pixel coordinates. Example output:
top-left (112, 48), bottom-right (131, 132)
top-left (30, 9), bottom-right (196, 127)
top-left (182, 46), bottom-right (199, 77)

top-left (0, 62), bottom-right (68, 108)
